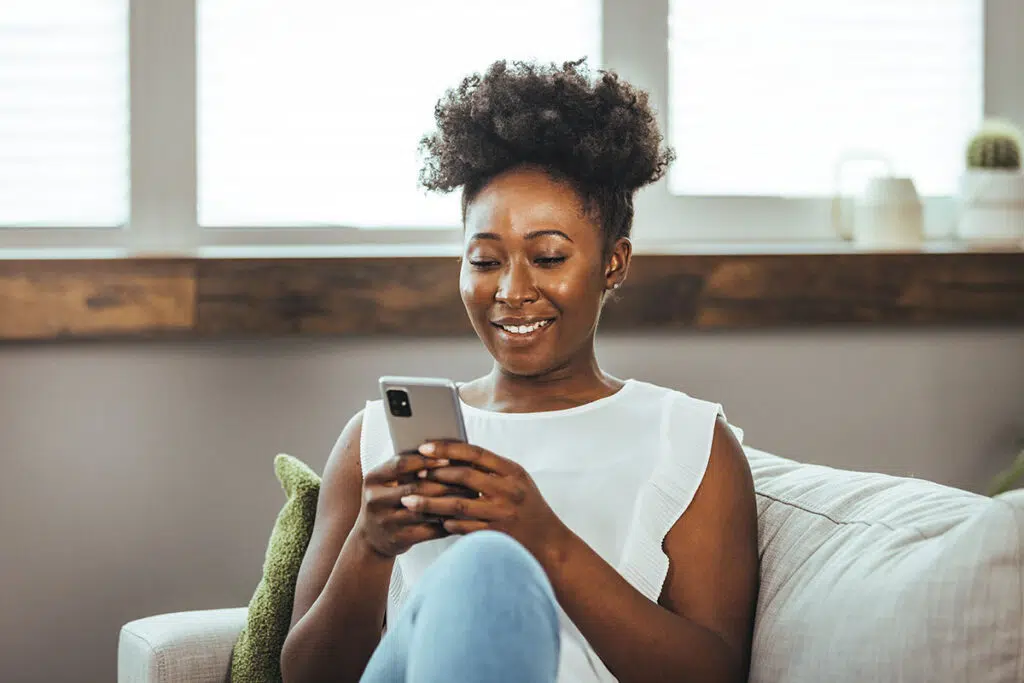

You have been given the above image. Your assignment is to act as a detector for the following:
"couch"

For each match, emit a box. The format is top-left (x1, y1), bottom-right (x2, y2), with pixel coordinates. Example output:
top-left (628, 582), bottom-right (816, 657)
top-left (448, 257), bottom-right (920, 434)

top-left (118, 447), bottom-right (1024, 683)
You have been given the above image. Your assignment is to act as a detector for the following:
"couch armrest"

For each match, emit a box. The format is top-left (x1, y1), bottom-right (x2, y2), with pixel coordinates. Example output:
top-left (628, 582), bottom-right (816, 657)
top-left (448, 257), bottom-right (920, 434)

top-left (118, 608), bottom-right (247, 683)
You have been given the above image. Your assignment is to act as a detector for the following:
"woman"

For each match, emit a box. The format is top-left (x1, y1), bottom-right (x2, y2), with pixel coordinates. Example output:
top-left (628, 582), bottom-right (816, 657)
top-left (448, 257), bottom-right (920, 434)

top-left (280, 59), bottom-right (759, 683)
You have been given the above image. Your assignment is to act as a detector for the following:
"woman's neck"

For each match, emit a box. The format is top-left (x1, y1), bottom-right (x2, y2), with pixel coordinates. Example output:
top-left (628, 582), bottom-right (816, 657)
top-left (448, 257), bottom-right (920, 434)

top-left (468, 352), bottom-right (623, 414)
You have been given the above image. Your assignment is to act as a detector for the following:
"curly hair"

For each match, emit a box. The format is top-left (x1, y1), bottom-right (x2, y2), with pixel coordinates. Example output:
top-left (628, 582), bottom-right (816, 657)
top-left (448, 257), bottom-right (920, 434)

top-left (418, 58), bottom-right (675, 249)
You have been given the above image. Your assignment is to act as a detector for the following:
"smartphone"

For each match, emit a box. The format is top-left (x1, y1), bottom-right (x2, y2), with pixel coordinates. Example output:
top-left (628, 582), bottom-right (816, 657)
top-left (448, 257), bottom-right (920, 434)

top-left (378, 376), bottom-right (468, 455)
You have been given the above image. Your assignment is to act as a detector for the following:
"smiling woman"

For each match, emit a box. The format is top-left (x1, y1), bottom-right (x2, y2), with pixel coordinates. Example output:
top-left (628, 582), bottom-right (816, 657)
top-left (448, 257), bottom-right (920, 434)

top-left (280, 58), bottom-right (759, 683)
top-left (459, 167), bottom-right (620, 382)
top-left (420, 58), bottom-right (674, 400)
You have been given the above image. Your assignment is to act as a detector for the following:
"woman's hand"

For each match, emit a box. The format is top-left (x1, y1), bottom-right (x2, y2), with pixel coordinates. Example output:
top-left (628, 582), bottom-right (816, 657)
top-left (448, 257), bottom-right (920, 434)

top-left (399, 442), bottom-right (571, 566)
top-left (355, 452), bottom-right (465, 558)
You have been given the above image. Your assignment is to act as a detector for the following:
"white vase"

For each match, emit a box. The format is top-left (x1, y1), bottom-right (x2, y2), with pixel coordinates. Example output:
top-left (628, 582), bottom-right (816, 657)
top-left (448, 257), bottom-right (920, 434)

top-left (957, 169), bottom-right (1024, 246)
top-left (852, 176), bottom-right (924, 250)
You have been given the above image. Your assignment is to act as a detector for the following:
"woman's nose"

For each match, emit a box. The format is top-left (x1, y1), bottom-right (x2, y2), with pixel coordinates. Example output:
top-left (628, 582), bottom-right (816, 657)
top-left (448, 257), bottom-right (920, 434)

top-left (495, 261), bottom-right (538, 307)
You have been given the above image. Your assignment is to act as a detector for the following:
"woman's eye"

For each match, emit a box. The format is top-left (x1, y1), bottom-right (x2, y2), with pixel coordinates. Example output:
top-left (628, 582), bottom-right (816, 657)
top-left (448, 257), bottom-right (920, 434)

top-left (535, 256), bottom-right (566, 266)
top-left (468, 259), bottom-right (500, 269)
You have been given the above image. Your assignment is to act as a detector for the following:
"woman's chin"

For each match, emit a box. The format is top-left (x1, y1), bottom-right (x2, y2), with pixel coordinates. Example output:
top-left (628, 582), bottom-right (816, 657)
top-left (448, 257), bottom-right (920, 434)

top-left (475, 322), bottom-right (571, 378)
top-left (490, 346), bottom-right (558, 378)
top-left (492, 354), bottom-right (545, 378)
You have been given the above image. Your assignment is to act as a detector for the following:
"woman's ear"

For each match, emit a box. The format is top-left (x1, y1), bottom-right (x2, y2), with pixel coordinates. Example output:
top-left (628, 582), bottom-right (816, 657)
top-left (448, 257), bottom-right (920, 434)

top-left (604, 237), bottom-right (632, 291)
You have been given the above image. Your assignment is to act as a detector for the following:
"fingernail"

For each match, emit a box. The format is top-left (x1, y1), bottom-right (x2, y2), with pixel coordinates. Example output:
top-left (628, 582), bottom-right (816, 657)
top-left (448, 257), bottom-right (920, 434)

top-left (418, 443), bottom-right (435, 455)
top-left (401, 495), bottom-right (419, 508)
top-left (435, 458), bottom-right (450, 466)
top-left (417, 469), bottom-right (428, 479)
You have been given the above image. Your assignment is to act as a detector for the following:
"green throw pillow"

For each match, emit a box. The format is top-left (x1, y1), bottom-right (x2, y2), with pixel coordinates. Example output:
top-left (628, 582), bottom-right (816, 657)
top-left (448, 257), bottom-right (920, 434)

top-left (231, 454), bottom-right (321, 683)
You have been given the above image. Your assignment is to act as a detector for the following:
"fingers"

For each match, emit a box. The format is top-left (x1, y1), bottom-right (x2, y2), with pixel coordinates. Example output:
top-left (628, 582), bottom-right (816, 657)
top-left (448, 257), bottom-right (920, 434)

top-left (364, 480), bottom-right (462, 509)
top-left (364, 453), bottom-right (450, 485)
top-left (364, 501), bottom-right (451, 555)
top-left (380, 508), bottom-right (447, 528)
top-left (400, 492), bottom-right (513, 522)
top-left (392, 521), bottom-right (449, 546)
top-left (418, 442), bottom-right (518, 476)
top-left (419, 465), bottom-right (509, 498)
top-left (442, 519), bottom-right (489, 535)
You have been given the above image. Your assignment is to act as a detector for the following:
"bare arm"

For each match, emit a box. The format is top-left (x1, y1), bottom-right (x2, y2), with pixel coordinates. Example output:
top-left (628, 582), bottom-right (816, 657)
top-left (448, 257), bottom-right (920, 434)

top-left (280, 411), bottom-right (457, 683)
top-left (279, 411), bottom-right (394, 683)
top-left (546, 419), bottom-right (760, 683)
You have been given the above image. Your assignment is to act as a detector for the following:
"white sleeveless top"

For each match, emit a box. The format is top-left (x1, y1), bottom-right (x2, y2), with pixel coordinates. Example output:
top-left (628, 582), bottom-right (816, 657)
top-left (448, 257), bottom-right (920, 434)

top-left (359, 379), bottom-right (744, 683)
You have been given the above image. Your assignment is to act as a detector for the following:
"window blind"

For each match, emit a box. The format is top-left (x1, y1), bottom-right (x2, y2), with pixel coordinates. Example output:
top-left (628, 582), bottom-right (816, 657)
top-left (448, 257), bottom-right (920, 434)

top-left (198, 0), bottom-right (601, 228)
top-left (0, 0), bottom-right (129, 227)
top-left (668, 0), bottom-right (984, 197)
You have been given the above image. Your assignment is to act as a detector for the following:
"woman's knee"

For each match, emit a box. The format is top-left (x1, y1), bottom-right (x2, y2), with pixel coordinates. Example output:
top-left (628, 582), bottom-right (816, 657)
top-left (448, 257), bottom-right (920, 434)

top-left (435, 531), bottom-right (555, 602)
top-left (401, 532), bottom-right (561, 682)
top-left (450, 530), bottom-right (533, 563)
top-left (447, 531), bottom-right (540, 573)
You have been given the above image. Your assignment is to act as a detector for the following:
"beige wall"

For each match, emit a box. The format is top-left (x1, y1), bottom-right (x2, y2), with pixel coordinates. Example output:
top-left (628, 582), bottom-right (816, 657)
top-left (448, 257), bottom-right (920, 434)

top-left (1, 330), bottom-right (1022, 682)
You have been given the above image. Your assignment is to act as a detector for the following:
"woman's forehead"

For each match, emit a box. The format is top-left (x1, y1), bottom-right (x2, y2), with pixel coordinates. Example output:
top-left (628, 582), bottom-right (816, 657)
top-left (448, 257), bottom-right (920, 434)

top-left (464, 168), bottom-right (593, 239)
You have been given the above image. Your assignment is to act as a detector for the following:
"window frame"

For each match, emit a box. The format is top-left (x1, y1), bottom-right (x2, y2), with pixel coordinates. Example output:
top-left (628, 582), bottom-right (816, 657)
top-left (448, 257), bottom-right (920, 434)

top-left (0, 0), bottom-right (1019, 255)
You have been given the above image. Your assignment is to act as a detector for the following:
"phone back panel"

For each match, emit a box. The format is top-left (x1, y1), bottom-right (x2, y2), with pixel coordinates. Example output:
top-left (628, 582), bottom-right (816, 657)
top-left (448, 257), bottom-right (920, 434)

top-left (378, 376), bottom-right (467, 455)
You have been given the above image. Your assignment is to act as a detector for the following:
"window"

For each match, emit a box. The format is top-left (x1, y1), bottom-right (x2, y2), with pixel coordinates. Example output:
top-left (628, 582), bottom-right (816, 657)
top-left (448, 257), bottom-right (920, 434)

top-left (0, 0), bottom-right (129, 228)
top-left (668, 0), bottom-right (984, 198)
top-left (197, 0), bottom-right (601, 229)
top-left (0, 0), bottom-right (1017, 253)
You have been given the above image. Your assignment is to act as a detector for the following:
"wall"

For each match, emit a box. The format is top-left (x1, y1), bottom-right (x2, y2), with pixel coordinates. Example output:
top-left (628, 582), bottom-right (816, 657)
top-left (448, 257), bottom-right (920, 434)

top-left (1, 329), bottom-right (1022, 682)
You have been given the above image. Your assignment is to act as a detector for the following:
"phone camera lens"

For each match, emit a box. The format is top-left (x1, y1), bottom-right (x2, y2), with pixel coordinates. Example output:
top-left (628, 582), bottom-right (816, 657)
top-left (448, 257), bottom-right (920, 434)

top-left (386, 389), bottom-right (412, 417)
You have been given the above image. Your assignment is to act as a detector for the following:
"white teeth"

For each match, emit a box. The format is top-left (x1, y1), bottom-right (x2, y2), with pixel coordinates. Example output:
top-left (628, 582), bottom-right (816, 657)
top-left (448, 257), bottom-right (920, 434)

top-left (500, 320), bottom-right (551, 335)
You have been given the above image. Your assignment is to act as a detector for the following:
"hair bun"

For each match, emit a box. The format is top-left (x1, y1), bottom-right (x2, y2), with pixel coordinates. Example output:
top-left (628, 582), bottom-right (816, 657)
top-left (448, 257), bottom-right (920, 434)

top-left (418, 58), bottom-right (675, 195)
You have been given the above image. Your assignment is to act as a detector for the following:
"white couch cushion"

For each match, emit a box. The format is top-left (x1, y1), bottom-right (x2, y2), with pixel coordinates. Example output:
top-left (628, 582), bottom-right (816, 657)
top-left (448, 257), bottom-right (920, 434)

top-left (746, 447), bottom-right (1023, 683)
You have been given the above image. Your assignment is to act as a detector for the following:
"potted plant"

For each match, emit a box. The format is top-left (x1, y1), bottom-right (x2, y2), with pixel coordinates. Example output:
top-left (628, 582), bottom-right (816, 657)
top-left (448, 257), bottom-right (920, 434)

top-left (957, 119), bottom-right (1024, 246)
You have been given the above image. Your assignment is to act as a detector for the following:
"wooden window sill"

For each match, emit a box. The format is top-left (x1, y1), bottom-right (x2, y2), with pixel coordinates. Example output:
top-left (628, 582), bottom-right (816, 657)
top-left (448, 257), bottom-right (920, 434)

top-left (1, 246), bottom-right (1022, 341)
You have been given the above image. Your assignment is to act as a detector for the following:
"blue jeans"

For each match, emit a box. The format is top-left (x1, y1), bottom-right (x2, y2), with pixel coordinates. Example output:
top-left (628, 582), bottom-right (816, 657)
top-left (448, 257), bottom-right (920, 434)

top-left (360, 531), bottom-right (562, 683)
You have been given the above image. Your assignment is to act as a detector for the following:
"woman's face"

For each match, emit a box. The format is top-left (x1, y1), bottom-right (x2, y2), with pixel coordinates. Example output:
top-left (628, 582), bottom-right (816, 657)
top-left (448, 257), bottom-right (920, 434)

top-left (460, 166), bottom-right (629, 378)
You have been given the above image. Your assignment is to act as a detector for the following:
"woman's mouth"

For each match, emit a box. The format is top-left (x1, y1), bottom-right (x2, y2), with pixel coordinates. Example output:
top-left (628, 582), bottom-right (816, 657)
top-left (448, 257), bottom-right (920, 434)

top-left (491, 318), bottom-right (554, 342)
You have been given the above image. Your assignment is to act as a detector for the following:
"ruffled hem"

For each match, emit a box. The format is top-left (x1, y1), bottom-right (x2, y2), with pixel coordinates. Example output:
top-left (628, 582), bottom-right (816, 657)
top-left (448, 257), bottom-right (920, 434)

top-left (617, 392), bottom-right (743, 602)
top-left (359, 399), bottom-right (388, 477)
top-left (359, 399), bottom-right (411, 622)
